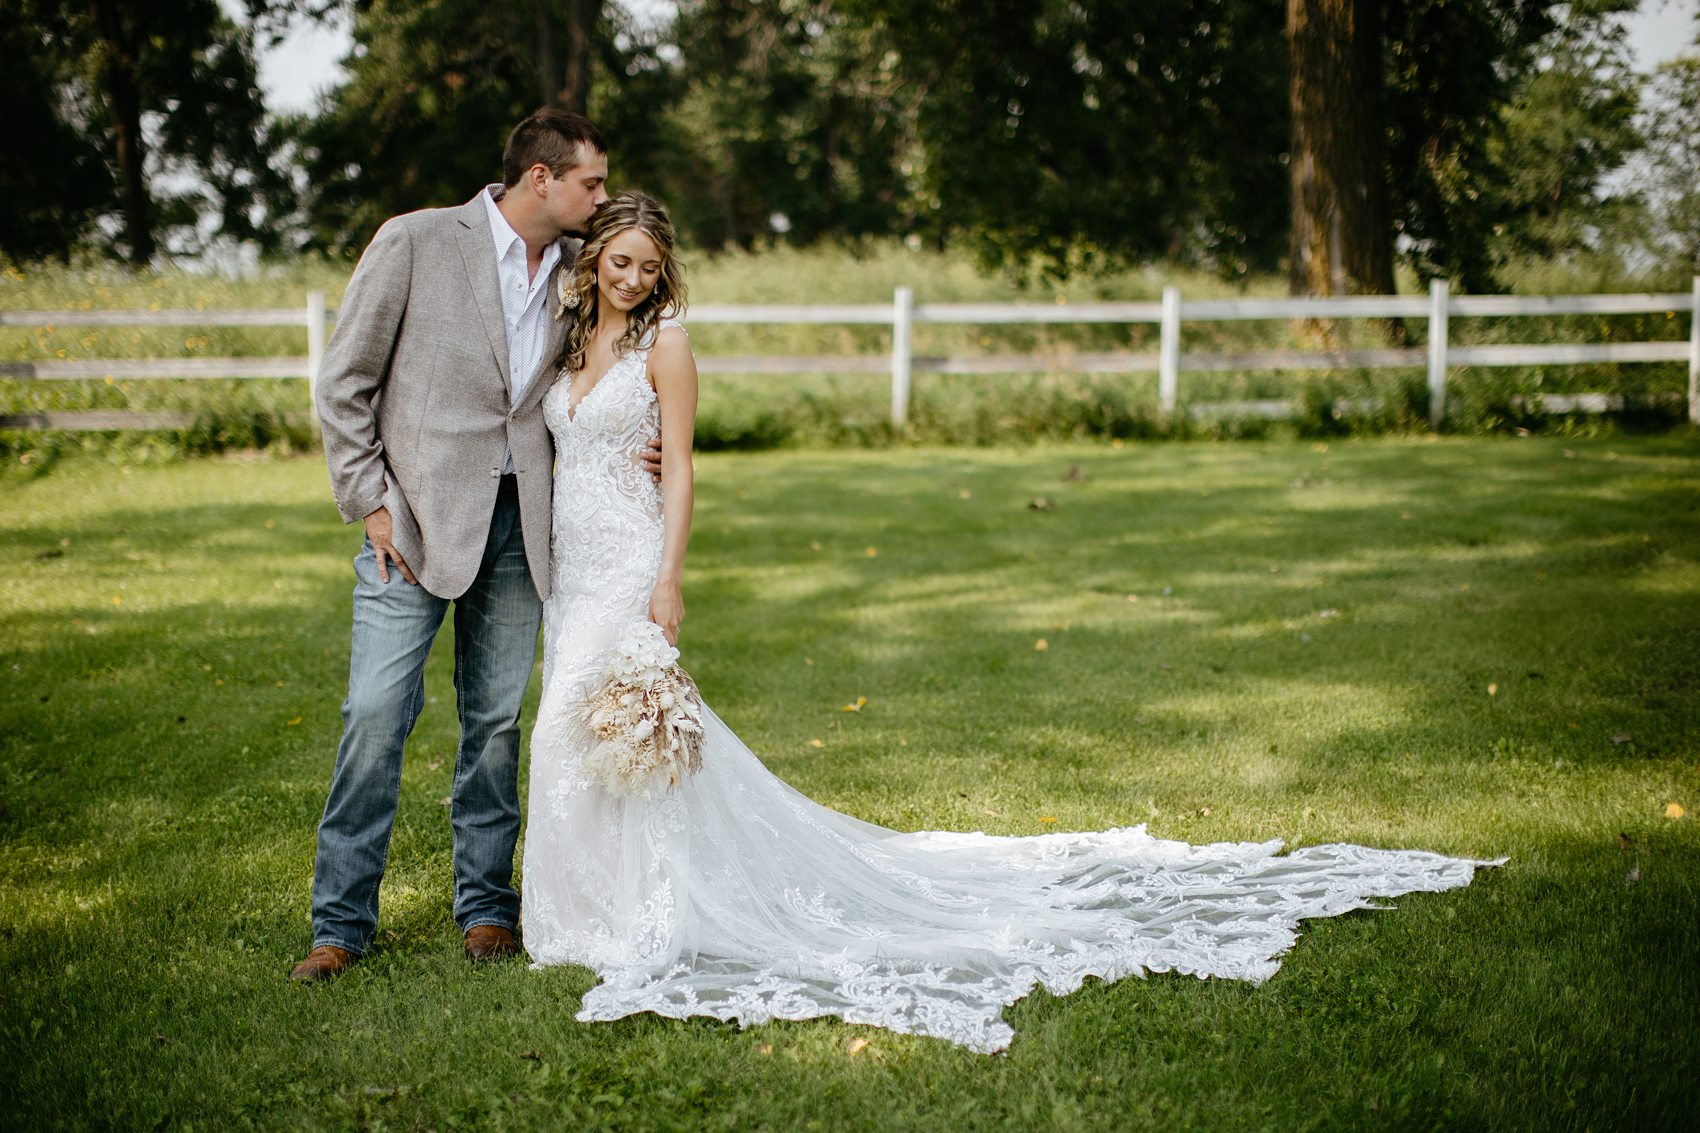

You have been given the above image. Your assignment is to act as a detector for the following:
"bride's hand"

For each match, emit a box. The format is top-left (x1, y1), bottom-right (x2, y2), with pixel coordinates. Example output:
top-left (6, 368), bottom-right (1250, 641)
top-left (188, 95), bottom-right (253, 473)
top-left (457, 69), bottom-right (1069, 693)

top-left (649, 579), bottom-right (683, 645)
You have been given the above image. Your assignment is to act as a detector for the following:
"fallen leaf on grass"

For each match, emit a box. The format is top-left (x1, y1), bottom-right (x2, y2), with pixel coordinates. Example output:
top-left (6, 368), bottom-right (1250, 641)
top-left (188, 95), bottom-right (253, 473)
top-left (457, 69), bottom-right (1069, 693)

top-left (1033, 639), bottom-right (1049, 652)
top-left (286, 716), bottom-right (302, 726)
top-left (1029, 497), bottom-right (1052, 511)
top-left (757, 1043), bottom-right (773, 1055)
top-left (808, 739), bottom-right (824, 749)
top-left (519, 1051), bottom-right (542, 1062)
top-left (1611, 732), bottom-right (1632, 746)
top-left (1039, 816), bottom-right (1058, 824)
top-left (1487, 683), bottom-right (1498, 696)
top-left (840, 696), bottom-right (867, 713)
top-left (1665, 802), bottom-right (1686, 819)
top-left (1625, 866), bottom-right (1641, 885)
top-left (864, 546), bottom-right (878, 558)
top-left (847, 1038), bottom-right (869, 1056)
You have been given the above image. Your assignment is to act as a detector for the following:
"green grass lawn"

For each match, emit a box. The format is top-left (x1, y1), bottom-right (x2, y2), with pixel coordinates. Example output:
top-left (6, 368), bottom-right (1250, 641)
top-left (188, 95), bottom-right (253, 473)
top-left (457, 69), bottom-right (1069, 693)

top-left (2, 436), bottom-right (1697, 1130)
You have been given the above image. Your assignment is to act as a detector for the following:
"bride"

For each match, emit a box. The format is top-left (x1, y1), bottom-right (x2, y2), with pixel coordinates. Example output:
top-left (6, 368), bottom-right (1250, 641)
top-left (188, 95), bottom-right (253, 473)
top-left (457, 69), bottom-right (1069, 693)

top-left (520, 193), bottom-right (1500, 1054)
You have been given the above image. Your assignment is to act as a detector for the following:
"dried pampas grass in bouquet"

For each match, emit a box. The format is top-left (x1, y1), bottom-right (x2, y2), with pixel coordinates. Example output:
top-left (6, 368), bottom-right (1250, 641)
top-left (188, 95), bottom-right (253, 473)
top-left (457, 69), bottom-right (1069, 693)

top-left (581, 620), bottom-right (705, 796)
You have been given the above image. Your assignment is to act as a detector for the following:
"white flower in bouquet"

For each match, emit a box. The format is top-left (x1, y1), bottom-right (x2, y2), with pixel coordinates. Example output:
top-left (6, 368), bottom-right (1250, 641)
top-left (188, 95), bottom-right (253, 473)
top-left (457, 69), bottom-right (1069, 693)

top-left (581, 621), bottom-right (704, 797)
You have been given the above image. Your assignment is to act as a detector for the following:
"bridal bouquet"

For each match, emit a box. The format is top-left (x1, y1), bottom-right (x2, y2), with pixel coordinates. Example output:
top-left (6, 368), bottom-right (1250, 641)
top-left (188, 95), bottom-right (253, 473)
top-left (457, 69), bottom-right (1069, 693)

top-left (581, 620), bottom-right (705, 796)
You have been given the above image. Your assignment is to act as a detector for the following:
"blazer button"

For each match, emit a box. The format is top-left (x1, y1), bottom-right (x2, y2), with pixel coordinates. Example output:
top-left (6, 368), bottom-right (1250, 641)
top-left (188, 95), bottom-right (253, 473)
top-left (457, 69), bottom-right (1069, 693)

top-left (490, 468), bottom-right (500, 477)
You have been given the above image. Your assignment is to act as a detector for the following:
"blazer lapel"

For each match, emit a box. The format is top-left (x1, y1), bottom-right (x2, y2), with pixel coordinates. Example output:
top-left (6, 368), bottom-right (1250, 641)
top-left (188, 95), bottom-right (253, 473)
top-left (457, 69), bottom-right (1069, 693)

top-left (454, 194), bottom-right (513, 397)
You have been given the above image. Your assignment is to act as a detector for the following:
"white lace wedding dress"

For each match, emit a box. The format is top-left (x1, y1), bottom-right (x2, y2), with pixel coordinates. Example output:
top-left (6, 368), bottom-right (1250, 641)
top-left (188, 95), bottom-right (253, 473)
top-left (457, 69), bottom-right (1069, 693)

top-left (521, 321), bottom-right (1501, 1053)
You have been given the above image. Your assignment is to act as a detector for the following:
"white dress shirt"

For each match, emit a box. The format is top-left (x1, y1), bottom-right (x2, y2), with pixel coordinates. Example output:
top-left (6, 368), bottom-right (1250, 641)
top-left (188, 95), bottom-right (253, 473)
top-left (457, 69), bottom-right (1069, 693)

top-left (483, 184), bottom-right (562, 472)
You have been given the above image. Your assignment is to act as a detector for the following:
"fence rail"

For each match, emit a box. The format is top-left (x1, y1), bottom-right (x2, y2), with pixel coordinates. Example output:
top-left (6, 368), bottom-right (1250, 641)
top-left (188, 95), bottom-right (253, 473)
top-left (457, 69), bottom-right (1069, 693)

top-left (3, 279), bottom-right (1696, 432)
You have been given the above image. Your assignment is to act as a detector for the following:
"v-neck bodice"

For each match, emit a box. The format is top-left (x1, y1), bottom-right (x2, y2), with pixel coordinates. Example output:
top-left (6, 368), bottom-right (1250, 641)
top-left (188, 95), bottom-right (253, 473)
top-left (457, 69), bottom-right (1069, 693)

top-left (540, 321), bottom-right (680, 648)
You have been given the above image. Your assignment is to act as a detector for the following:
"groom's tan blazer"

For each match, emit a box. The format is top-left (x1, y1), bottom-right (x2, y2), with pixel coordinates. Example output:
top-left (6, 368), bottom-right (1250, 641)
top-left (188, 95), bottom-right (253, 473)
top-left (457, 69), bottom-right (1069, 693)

top-left (316, 192), bottom-right (577, 601)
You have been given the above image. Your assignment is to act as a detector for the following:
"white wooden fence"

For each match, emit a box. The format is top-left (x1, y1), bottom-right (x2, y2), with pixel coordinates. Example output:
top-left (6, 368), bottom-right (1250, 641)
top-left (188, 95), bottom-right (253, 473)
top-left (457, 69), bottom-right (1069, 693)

top-left (3, 279), bottom-right (1697, 431)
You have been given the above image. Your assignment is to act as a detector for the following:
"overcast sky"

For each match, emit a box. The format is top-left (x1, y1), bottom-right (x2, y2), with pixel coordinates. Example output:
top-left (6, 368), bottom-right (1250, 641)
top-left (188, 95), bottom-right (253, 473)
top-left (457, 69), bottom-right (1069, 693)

top-left (249, 0), bottom-right (1700, 116)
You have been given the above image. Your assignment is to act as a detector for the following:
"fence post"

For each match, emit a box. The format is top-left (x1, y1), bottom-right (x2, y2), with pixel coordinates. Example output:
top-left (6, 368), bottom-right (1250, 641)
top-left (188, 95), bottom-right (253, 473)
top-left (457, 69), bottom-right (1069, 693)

top-left (890, 285), bottom-right (913, 431)
top-left (306, 289), bottom-right (327, 434)
top-left (1689, 275), bottom-right (1699, 426)
top-left (1159, 285), bottom-right (1180, 420)
top-left (1427, 277), bottom-right (1449, 428)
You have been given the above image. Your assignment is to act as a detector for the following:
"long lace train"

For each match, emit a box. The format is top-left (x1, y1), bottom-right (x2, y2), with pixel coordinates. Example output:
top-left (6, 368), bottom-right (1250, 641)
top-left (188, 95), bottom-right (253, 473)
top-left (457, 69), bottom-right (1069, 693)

top-left (528, 702), bottom-right (1498, 1053)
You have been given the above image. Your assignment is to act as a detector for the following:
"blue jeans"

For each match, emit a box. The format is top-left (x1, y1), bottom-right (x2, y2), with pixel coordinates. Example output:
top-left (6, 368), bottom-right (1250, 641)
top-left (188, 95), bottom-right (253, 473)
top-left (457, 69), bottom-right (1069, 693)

top-left (310, 475), bottom-right (541, 955)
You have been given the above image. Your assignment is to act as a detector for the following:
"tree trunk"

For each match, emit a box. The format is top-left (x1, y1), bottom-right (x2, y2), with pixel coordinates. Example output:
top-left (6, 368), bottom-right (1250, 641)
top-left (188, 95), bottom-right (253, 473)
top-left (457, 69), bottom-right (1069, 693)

top-left (533, 0), bottom-right (600, 112)
top-left (89, 0), bottom-right (152, 266)
top-left (534, 1), bottom-right (561, 109)
top-left (559, 0), bottom-right (598, 113)
top-left (1286, 0), bottom-right (1392, 297)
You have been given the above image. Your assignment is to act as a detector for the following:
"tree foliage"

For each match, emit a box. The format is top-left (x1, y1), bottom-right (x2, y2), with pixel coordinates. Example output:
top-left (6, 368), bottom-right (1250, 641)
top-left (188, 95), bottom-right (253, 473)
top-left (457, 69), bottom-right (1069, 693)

top-left (0, 0), bottom-right (293, 265)
top-left (844, 0), bottom-right (1290, 277)
top-left (3, 0), bottom-right (1665, 290)
top-left (297, 0), bottom-right (615, 252)
top-left (1638, 53), bottom-right (1700, 274)
top-left (1484, 0), bottom-right (1642, 264)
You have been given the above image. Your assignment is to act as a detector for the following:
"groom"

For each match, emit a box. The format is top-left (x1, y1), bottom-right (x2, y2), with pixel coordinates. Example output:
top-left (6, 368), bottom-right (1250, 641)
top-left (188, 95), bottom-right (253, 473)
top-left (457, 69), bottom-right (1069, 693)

top-left (293, 110), bottom-right (643, 981)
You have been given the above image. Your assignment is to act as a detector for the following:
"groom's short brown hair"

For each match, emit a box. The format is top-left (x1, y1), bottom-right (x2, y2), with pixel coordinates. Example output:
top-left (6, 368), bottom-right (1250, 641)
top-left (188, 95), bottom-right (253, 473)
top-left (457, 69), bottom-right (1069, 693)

top-left (502, 109), bottom-right (608, 188)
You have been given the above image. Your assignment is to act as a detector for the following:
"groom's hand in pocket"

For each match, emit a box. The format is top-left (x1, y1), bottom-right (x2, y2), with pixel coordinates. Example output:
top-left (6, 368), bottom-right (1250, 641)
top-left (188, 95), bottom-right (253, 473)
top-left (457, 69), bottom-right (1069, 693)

top-left (363, 506), bottom-right (418, 585)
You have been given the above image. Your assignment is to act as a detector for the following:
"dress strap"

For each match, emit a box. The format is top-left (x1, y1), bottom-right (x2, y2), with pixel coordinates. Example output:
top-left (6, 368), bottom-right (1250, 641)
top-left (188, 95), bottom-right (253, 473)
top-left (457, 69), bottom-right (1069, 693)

top-left (639, 318), bottom-right (687, 351)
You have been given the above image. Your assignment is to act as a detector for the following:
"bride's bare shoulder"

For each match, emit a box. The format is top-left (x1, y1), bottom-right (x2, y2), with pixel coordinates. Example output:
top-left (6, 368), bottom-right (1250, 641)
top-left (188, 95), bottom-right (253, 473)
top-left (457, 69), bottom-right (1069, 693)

top-left (649, 322), bottom-right (693, 363)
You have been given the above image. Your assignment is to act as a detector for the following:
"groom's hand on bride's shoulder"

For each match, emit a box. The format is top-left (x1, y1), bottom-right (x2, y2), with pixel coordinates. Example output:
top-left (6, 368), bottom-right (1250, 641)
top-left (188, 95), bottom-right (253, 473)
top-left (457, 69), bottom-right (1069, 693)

top-left (637, 436), bottom-right (663, 482)
top-left (363, 507), bottom-right (418, 585)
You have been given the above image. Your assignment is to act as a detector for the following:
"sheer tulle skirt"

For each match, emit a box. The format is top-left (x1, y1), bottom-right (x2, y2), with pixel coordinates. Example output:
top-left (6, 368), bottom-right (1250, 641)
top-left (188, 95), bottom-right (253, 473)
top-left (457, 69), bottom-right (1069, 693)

top-left (522, 697), bottom-right (1499, 1053)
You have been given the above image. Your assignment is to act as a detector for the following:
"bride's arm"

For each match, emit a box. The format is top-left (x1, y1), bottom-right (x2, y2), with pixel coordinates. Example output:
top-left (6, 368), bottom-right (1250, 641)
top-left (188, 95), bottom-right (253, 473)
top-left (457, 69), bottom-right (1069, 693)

top-left (648, 324), bottom-right (698, 645)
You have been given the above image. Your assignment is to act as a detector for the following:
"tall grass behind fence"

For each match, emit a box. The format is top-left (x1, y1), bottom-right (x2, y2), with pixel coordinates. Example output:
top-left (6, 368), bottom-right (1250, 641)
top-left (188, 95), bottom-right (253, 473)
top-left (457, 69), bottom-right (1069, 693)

top-left (1, 248), bottom-right (1695, 461)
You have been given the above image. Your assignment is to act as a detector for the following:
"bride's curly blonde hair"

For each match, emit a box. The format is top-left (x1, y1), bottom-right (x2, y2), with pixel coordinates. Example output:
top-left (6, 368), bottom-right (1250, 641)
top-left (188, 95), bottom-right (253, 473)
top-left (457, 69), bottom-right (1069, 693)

top-left (557, 192), bottom-right (687, 376)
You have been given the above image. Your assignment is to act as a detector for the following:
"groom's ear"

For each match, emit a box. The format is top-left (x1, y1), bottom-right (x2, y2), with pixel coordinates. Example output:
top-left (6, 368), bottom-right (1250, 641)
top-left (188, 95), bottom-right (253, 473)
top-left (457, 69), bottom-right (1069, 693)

top-left (523, 162), bottom-right (552, 197)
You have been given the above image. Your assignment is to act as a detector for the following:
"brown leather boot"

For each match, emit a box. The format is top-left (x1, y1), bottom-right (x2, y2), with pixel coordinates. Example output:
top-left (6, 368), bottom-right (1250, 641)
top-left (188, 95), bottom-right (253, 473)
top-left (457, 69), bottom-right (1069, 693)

top-left (289, 944), bottom-right (357, 982)
top-left (464, 925), bottom-right (522, 962)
